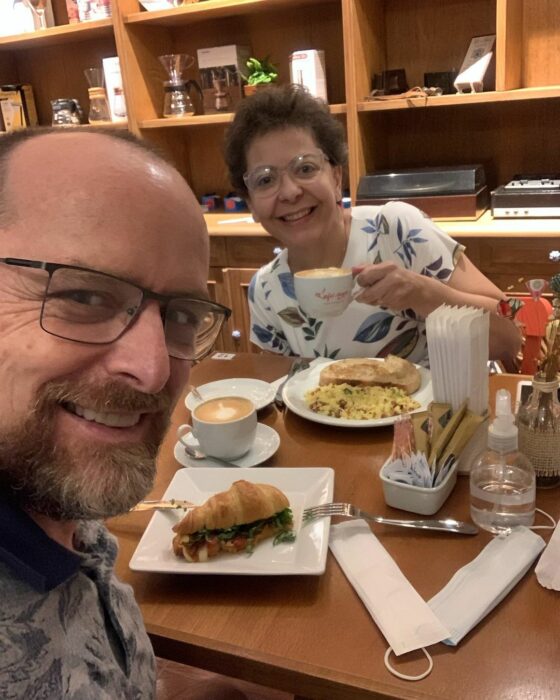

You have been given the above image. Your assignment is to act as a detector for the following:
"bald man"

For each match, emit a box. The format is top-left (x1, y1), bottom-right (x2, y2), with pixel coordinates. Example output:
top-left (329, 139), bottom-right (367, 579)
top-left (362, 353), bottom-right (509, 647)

top-left (0, 129), bottom-right (232, 698)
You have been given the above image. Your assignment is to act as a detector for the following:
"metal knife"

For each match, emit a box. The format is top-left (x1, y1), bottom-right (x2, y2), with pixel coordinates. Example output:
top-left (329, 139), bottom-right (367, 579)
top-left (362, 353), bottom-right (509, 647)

top-left (131, 499), bottom-right (195, 512)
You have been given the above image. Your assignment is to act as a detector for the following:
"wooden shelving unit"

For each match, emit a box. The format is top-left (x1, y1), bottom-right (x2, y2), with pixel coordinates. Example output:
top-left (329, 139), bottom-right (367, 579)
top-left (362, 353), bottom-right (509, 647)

top-left (1, 0), bottom-right (560, 349)
top-left (3, 0), bottom-right (560, 204)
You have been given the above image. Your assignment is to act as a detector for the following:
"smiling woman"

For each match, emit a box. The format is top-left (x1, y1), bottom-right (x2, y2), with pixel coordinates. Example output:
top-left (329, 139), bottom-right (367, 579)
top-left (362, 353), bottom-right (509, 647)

top-left (223, 85), bottom-right (521, 369)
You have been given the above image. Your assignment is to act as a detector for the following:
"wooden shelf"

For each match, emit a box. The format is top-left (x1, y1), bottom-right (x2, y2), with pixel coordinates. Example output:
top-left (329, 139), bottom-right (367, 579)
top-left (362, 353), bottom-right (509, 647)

top-left (357, 86), bottom-right (560, 113)
top-left (439, 211), bottom-right (560, 240)
top-left (139, 103), bottom-right (345, 129)
top-left (125, 0), bottom-right (335, 27)
top-left (203, 210), bottom-right (560, 241)
top-left (0, 19), bottom-right (114, 50)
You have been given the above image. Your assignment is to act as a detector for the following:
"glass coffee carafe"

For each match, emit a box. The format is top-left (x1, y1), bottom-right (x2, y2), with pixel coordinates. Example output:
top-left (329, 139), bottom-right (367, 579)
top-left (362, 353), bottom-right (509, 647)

top-left (159, 54), bottom-right (202, 118)
top-left (84, 67), bottom-right (111, 123)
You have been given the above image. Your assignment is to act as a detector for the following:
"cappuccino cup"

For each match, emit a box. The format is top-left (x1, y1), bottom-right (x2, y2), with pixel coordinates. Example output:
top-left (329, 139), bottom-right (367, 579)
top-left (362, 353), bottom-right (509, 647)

top-left (178, 396), bottom-right (257, 460)
top-left (294, 267), bottom-right (354, 318)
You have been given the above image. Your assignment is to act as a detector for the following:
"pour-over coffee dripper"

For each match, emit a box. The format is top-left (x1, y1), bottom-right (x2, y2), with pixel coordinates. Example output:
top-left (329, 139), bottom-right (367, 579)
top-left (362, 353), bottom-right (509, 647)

top-left (159, 53), bottom-right (199, 117)
top-left (83, 67), bottom-right (111, 123)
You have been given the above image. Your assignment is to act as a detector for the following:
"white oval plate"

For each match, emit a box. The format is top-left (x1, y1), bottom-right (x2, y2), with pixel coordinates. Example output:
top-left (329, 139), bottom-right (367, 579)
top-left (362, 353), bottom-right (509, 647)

top-left (282, 359), bottom-right (432, 428)
top-left (173, 423), bottom-right (280, 468)
top-left (185, 378), bottom-right (276, 412)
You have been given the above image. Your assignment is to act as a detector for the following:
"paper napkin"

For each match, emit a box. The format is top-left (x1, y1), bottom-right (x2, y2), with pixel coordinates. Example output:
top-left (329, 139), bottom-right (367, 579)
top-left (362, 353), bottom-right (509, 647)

top-left (426, 305), bottom-right (489, 415)
top-left (329, 520), bottom-right (450, 655)
top-left (535, 520), bottom-right (560, 591)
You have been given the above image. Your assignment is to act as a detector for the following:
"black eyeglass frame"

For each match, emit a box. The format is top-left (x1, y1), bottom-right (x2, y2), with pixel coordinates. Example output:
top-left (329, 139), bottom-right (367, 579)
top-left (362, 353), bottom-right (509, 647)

top-left (0, 257), bottom-right (232, 361)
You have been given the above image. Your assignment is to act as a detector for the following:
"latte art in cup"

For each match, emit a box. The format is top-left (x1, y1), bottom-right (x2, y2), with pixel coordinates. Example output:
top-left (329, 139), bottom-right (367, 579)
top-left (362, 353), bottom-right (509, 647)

top-left (294, 267), bottom-right (354, 318)
top-left (194, 397), bottom-right (253, 423)
top-left (179, 396), bottom-right (258, 460)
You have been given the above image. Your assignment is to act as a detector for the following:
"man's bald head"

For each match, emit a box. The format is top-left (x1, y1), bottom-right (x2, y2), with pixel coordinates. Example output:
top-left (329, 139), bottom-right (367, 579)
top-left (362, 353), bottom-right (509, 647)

top-left (0, 128), bottom-right (178, 227)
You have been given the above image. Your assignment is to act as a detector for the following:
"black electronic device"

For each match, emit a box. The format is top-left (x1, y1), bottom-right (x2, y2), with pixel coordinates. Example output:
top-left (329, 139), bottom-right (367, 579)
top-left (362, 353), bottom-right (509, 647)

top-left (491, 174), bottom-right (560, 218)
top-left (356, 165), bottom-right (488, 220)
top-left (357, 164), bottom-right (485, 199)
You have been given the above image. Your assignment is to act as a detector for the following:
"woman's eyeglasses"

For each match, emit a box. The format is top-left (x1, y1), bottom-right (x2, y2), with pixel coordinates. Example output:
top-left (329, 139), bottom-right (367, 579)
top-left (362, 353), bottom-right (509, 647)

top-left (243, 151), bottom-right (329, 198)
top-left (0, 257), bottom-right (231, 362)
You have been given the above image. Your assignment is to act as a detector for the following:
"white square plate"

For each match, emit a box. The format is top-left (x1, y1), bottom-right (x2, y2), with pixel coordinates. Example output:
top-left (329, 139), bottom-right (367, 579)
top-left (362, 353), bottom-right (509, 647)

top-left (130, 467), bottom-right (334, 575)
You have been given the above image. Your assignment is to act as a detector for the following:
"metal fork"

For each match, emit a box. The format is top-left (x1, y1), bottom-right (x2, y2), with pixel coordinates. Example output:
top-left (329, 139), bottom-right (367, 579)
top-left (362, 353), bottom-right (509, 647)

top-left (274, 358), bottom-right (310, 410)
top-left (303, 503), bottom-right (478, 535)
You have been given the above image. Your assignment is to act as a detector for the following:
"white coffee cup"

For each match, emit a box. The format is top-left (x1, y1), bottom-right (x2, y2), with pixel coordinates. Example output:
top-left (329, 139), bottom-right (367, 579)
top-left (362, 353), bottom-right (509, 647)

top-left (294, 267), bottom-right (354, 318)
top-left (178, 396), bottom-right (257, 460)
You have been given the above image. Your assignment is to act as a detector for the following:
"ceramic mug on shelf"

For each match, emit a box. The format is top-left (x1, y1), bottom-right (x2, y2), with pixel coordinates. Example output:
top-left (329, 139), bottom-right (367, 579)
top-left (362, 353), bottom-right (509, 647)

top-left (178, 396), bottom-right (257, 460)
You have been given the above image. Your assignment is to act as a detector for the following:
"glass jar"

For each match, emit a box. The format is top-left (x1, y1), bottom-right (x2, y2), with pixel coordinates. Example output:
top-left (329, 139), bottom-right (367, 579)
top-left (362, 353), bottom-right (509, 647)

top-left (516, 374), bottom-right (560, 488)
top-left (112, 87), bottom-right (127, 118)
top-left (51, 98), bottom-right (83, 126)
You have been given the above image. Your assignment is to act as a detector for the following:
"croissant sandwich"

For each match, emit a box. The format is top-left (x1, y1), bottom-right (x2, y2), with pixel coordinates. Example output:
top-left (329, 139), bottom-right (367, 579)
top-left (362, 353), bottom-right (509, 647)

top-left (172, 480), bottom-right (295, 562)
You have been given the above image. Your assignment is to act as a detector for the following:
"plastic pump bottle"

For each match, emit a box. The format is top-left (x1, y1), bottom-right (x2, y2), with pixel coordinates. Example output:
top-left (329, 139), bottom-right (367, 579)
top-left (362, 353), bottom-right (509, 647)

top-left (470, 389), bottom-right (535, 534)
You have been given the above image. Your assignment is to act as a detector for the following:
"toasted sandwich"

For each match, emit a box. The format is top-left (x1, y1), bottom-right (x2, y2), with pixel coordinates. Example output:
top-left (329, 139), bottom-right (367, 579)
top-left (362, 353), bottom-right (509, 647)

top-left (318, 354), bottom-right (421, 395)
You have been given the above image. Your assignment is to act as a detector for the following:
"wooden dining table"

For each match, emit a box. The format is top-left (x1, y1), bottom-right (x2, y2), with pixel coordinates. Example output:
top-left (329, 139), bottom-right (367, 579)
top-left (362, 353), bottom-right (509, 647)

top-left (109, 353), bottom-right (560, 700)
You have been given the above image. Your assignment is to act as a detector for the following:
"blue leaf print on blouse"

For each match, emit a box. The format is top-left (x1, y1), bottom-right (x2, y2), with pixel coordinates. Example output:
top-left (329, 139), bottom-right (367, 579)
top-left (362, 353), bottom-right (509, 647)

top-left (363, 215), bottom-right (390, 252)
top-left (424, 256), bottom-right (443, 272)
top-left (278, 272), bottom-right (297, 300)
top-left (252, 324), bottom-right (273, 344)
top-left (421, 256), bottom-right (452, 281)
top-left (353, 312), bottom-right (393, 343)
top-left (248, 274), bottom-right (257, 303)
top-left (377, 327), bottom-right (419, 358)
top-left (394, 224), bottom-right (429, 266)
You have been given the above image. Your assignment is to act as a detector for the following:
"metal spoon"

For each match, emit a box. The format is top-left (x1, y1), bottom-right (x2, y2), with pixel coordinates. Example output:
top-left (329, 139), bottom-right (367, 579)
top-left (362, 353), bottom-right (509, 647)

top-left (189, 385), bottom-right (204, 401)
top-left (182, 443), bottom-right (241, 468)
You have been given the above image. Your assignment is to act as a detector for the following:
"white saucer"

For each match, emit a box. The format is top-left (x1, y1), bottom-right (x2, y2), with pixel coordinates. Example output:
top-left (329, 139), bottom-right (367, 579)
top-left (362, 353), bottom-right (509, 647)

top-left (173, 423), bottom-right (280, 468)
top-left (185, 378), bottom-right (276, 412)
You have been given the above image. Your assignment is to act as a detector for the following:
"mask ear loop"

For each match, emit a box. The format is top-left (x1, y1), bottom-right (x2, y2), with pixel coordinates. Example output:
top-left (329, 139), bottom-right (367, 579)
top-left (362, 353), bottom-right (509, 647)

top-left (384, 647), bottom-right (433, 681)
top-left (530, 508), bottom-right (556, 530)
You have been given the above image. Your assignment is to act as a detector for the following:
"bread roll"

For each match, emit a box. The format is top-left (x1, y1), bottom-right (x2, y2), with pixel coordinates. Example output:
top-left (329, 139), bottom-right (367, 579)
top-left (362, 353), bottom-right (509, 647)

top-left (319, 355), bottom-right (421, 395)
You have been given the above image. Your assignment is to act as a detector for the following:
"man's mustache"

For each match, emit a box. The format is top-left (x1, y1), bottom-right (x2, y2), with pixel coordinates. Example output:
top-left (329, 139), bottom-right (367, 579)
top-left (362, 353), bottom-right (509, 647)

top-left (35, 379), bottom-right (172, 414)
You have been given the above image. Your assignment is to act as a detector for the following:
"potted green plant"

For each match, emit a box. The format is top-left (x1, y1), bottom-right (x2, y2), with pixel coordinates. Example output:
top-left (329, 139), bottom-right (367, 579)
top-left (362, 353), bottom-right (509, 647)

top-left (242, 56), bottom-right (278, 96)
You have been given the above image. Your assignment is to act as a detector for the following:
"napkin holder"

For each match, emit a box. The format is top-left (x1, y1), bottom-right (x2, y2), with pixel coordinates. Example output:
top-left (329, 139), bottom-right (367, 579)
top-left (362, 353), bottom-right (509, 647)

top-left (379, 458), bottom-right (458, 515)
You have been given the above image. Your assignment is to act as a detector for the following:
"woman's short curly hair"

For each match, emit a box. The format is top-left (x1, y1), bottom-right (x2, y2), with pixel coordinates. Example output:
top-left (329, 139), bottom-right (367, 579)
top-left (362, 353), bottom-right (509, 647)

top-left (224, 84), bottom-right (348, 196)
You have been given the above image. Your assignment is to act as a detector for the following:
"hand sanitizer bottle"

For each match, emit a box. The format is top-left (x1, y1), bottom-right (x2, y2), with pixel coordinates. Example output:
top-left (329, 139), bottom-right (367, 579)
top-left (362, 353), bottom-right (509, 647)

top-left (470, 389), bottom-right (535, 534)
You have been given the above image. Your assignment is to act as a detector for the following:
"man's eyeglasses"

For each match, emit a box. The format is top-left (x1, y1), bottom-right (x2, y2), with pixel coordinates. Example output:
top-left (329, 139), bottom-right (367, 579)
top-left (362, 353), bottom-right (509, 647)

top-left (0, 258), bottom-right (231, 362)
top-left (243, 151), bottom-right (329, 198)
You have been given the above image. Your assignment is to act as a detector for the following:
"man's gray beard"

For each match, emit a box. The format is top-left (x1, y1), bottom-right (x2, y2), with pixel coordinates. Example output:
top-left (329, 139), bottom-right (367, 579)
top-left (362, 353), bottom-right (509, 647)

top-left (0, 379), bottom-right (172, 521)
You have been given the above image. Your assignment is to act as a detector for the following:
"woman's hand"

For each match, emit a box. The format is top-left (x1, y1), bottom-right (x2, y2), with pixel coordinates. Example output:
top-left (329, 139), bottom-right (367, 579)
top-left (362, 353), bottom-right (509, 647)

top-left (352, 262), bottom-right (435, 314)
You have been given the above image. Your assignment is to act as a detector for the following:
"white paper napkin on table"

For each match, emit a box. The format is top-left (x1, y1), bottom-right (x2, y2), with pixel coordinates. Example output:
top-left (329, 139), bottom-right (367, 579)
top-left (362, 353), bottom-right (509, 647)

top-left (426, 305), bottom-right (489, 415)
top-left (535, 520), bottom-right (560, 591)
top-left (329, 520), bottom-right (450, 655)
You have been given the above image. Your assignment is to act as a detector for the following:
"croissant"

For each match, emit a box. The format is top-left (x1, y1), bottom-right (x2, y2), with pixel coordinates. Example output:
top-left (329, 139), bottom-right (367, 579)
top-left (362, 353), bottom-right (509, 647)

top-left (172, 480), bottom-right (293, 562)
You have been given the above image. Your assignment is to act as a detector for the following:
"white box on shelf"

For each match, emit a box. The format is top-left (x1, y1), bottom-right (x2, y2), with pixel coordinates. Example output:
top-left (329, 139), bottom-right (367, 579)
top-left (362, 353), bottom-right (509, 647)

top-left (197, 44), bottom-right (251, 115)
top-left (289, 50), bottom-right (327, 101)
top-left (102, 56), bottom-right (127, 122)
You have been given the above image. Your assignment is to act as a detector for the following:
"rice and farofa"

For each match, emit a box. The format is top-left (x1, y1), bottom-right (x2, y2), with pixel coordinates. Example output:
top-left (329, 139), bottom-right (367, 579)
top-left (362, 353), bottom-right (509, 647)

top-left (305, 383), bottom-right (421, 420)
